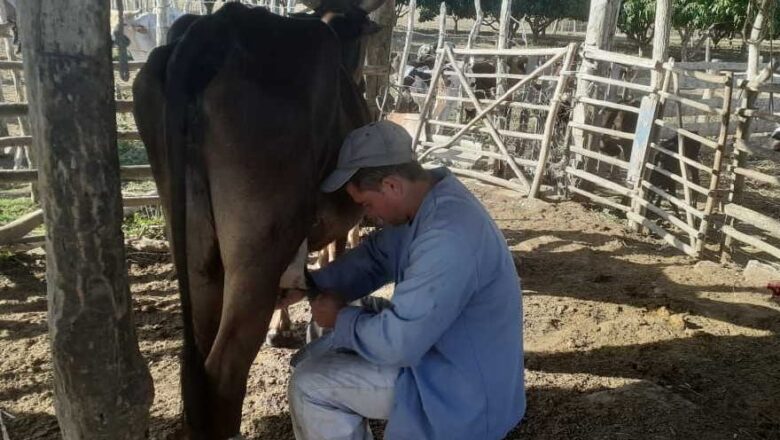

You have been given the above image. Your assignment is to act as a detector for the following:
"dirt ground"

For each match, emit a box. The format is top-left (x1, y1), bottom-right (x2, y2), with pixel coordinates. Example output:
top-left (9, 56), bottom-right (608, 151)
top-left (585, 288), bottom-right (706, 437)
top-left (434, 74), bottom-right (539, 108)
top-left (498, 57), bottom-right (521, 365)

top-left (1, 178), bottom-right (779, 439)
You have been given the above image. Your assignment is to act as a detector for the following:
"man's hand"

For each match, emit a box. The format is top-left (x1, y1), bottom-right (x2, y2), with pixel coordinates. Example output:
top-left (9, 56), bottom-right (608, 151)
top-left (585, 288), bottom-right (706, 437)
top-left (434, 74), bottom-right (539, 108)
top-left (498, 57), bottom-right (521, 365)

top-left (276, 289), bottom-right (307, 309)
top-left (311, 292), bottom-right (347, 328)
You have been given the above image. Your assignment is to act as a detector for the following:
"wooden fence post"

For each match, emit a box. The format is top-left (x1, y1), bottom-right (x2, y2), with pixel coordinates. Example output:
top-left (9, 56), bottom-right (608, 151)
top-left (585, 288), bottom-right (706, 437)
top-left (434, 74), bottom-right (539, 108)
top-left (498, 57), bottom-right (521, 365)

top-left (746, 0), bottom-right (772, 81)
top-left (16, 0), bottom-right (154, 437)
top-left (650, 0), bottom-right (671, 88)
top-left (571, 0), bottom-right (621, 170)
top-left (364, 0), bottom-right (396, 119)
top-left (395, 0), bottom-right (416, 89)
top-left (466, 0), bottom-right (483, 65)
top-left (495, 0), bottom-right (512, 97)
top-left (626, 0), bottom-right (670, 186)
top-left (437, 2), bottom-right (446, 51)
top-left (156, 0), bottom-right (168, 47)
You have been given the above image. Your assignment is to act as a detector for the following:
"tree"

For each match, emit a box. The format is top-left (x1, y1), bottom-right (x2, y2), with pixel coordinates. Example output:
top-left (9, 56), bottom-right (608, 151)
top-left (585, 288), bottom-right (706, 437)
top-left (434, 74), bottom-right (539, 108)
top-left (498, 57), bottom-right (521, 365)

top-left (17, 0), bottom-right (154, 438)
top-left (670, 0), bottom-right (778, 60)
top-left (618, 0), bottom-right (656, 54)
top-left (401, 0), bottom-right (500, 32)
top-left (510, 0), bottom-right (589, 41)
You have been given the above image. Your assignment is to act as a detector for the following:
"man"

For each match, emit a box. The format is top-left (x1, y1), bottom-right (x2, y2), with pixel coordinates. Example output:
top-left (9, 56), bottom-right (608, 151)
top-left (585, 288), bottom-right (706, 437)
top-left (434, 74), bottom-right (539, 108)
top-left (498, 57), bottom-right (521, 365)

top-left (284, 120), bottom-right (525, 439)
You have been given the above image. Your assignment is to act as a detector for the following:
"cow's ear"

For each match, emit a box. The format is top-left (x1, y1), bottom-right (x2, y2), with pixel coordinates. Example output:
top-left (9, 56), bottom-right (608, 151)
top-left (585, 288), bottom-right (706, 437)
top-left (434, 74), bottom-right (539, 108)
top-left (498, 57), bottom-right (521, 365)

top-left (362, 21), bottom-right (381, 36)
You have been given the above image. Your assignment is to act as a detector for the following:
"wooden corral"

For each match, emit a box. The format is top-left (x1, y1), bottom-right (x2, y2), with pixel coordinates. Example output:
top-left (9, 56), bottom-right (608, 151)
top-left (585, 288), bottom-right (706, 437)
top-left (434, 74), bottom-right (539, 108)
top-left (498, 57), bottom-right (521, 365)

top-left (4, 48), bottom-right (779, 267)
top-left (1, 0), bottom-right (780, 437)
top-left (630, 61), bottom-right (734, 258)
top-left (411, 44), bottom-right (578, 197)
top-left (721, 79), bottom-right (780, 264)
top-left (0, 60), bottom-right (154, 249)
top-left (3, 1), bottom-right (780, 268)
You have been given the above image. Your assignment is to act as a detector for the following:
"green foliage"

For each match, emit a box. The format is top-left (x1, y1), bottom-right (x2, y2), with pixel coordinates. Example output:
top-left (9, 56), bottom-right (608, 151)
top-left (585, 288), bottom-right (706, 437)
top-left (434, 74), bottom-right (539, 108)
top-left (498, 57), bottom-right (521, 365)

top-left (407, 0), bottom-right (586, 34)
top-left (407, 0), bottom-right (500, 23)
top-left (0, 197), bottom-right (36, 225)
top-left (510, 0), bottom-right (588, 22)
top-left (122, 209), bottom-right (166, 240)
top-left (672, 0), bottom-right (705, 31)
top-left (618, 0), bottom-right (656, 50)
top-left (510, 0), bottom-right (589, 38)
top-left (117, 140), bottom-right (149, 166)
top-left (406, 0), bottom-right (778, 44)
top-left (617, 0), bottom-right (780, 56)
top-left (673, 0), bottom-right (780, 42)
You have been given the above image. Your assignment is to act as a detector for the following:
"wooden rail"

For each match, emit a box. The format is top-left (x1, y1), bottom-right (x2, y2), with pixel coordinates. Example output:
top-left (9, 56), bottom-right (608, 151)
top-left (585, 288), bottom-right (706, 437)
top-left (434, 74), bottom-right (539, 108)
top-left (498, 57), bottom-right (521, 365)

top-left (0, 165), bottom-right (153, 184)
top-left (0, 194), bottom-right (161, 246)
top-left (0, 100), bottom-right (135, 117)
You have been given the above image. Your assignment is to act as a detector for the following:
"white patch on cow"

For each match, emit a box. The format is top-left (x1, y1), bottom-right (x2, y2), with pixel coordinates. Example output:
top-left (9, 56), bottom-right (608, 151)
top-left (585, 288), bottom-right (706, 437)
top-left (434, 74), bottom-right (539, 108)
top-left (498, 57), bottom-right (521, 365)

top-left (116, 8), bottom-right (184, 61)
top-left (279, 239), bottom-right (309, 290)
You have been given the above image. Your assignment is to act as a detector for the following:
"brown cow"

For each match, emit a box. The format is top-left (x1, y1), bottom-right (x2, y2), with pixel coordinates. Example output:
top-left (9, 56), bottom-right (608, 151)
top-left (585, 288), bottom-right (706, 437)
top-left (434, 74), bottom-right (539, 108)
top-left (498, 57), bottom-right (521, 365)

top-left (132, 2), bottom-right (384, 437)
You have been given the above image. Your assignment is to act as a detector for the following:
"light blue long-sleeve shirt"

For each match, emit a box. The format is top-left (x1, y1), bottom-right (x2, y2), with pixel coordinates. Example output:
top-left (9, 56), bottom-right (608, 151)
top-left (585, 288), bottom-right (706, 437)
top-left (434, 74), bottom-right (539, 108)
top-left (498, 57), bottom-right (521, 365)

top-left (311, 168), bottom-right (525, 440)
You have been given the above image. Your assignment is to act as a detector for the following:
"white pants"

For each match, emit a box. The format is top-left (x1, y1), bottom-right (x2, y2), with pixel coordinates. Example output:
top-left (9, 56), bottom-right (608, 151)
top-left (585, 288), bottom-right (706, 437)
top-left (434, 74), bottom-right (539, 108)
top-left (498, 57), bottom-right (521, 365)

top-left (288, 297), bottom-right (398, 440)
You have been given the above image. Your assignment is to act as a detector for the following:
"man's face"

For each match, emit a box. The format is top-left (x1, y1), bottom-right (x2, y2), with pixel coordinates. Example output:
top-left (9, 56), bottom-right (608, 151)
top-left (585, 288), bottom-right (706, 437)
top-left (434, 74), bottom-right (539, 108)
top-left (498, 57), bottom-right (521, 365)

top-left (346, 179), bottom-right (407, 226)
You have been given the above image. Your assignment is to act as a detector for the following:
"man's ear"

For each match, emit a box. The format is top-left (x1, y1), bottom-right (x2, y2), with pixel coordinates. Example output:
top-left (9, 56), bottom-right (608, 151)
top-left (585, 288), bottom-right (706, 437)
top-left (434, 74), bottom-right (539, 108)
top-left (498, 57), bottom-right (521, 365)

top-left (381, 175), bottom-right (405, 196)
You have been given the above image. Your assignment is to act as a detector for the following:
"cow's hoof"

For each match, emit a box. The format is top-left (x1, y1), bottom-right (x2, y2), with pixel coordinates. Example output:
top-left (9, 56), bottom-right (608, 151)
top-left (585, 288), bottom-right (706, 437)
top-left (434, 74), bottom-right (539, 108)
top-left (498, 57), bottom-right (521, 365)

top-left (265, 330), bottom-right (300, 348)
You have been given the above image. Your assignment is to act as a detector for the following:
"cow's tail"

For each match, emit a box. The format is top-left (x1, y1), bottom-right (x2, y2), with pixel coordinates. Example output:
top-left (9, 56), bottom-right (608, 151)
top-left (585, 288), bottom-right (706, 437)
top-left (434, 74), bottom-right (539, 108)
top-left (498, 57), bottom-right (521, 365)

top-left (163, 6), bottom-right (237, 437)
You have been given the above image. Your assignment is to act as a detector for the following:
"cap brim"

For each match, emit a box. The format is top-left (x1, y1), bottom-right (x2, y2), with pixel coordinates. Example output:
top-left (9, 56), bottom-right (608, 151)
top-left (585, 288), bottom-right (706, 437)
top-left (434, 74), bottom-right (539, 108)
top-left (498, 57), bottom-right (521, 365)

top-left (320, 167), bottom-right (359, 193)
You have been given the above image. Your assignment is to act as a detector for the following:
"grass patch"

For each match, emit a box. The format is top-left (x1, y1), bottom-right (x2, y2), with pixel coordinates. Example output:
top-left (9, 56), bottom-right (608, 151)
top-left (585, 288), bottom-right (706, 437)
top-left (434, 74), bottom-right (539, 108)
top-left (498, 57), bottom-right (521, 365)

top-left (0, 197), bottom-right (37, 225)
top-left (118, 140), bottom-right (149, 166)
top-left (123, 208), bottom-right (166, 240)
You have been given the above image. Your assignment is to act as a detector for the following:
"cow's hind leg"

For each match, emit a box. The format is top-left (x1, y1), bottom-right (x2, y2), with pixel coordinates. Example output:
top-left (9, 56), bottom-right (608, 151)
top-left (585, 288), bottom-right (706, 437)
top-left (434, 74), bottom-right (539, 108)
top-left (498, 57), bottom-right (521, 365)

top-left (177, 168), bottom-right (225, 439)
top-left (186, 167), bottom-right (224, 359)
top-left (205, 228), bottom-right (306, 438)
top-left (200, 161), bottom-right (311, 437)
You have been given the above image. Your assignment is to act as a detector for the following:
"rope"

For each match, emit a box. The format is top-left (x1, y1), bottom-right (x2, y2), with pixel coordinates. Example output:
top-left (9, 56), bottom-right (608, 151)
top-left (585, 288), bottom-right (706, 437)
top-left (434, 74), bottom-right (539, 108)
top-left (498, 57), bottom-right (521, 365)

top-left (113, 0), bottom-right (131, 81)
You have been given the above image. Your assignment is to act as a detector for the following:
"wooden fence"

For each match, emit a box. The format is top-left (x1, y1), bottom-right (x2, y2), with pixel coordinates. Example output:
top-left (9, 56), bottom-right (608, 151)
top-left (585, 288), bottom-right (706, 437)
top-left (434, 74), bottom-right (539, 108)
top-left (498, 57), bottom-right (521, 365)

top-left (411, 43), bottom-right (578, 197)
top-left (565, 47), bottom-right (662, 212)
top-left (628, 61), bottom-right (734, 258)
top-left (721, 79), bottom-right (780, 263)
top-left (0, 59), bottom-right (154, 248)
top-left (1, 44), bottom-right (779, 269)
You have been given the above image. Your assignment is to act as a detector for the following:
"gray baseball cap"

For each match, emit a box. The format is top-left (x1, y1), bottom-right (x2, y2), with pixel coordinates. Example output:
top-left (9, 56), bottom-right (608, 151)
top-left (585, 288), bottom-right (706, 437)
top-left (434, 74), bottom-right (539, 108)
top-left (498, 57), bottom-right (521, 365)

top-left (321, 120), bottom-right (415, 192)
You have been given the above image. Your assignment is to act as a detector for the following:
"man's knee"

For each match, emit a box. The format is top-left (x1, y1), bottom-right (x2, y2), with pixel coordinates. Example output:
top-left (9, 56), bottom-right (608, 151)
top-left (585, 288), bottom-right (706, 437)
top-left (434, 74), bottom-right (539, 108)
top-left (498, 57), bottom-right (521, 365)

top-left (288, 355), bottom-right (329, 405)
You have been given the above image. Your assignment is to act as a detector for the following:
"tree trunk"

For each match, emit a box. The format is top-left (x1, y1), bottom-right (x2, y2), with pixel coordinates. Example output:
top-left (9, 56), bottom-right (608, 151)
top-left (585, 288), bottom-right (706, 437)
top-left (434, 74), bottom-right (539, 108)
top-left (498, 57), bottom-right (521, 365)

top-left (364, 0), bottom-right (397, 119)
top-left (572, 0), bottom-right (622, 138)
top-left (16, 1), bottom-right (154, 439)
top-left (156, 0), bottom-right (168, 46)
top-left (570, 0), bottom-right (622, 189)
top-left (747, 0), bottom-right (772, 80)
top-left (396, 0), bottom-right (415, 89)
top-left (651, 0), bottom-right (671, 86)
top-left (467, 0), bottom-right (483, 58)
top-left (528, 18), bottom-right (549, 42)
top-left (437, 2), bottom-right (447, 51)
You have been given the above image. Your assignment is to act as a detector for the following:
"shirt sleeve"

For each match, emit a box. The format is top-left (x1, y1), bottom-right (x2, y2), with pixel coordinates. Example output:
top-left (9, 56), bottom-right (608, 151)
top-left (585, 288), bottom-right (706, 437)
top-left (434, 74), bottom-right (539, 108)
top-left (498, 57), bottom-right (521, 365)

top-left (330, 228), bottom-right (478, 367)
top-left (309, 225), bottom-right (403, 302)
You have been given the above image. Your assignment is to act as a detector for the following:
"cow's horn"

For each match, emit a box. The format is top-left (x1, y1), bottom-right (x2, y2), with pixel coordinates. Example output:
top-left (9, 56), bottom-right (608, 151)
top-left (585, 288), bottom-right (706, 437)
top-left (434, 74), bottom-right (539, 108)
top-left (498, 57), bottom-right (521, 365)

top-left (300, 0), bottom-right (322, 10)
top-left (357, 0), bottom-right (386, 14)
